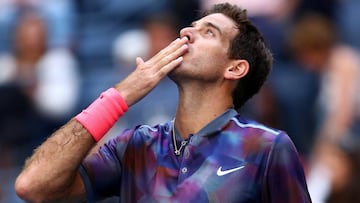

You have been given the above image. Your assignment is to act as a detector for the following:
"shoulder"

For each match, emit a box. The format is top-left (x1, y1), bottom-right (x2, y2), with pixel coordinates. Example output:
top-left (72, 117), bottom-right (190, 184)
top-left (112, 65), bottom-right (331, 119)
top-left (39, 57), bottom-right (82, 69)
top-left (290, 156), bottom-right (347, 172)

top-left (229, 115), bottom-right (297, 152)
top-left (229, 115), bottom-right (284, 138)
top-left (330, 45), bottom-right (360, 74)
top-left (221, 115), bottom-right (295, 154)
top-left (92, 122), bottom-right (171, 159)
top-left (114, 121), bottom-right (172, 144)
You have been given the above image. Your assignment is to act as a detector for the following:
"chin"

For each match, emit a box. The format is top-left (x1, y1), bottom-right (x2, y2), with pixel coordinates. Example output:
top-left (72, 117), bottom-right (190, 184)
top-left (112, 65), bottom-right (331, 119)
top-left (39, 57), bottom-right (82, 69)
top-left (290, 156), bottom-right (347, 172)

top-left (168, 67), bottom-right (179, 79)
top-left (168, 65), bottom-right (188, 83)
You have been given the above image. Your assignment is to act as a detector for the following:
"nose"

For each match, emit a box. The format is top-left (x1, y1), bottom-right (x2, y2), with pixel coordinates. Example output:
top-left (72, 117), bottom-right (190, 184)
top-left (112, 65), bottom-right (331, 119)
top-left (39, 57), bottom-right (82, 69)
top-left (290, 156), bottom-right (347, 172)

top-left (180, 27), bottom-right (194, 43)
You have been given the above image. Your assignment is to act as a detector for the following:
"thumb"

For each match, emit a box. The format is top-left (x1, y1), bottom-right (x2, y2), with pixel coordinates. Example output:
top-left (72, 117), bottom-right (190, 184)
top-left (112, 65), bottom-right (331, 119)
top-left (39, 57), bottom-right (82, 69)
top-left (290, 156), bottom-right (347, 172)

top-left (136, 57), bottom-right (144, 66)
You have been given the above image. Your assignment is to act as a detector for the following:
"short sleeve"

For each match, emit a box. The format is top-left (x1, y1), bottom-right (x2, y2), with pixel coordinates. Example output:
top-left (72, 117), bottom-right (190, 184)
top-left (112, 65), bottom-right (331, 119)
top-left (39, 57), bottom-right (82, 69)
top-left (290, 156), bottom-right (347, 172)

top-left (263, 133), bottom-right (312, 203)
top-left (79, 129), bottom-right (134, 202)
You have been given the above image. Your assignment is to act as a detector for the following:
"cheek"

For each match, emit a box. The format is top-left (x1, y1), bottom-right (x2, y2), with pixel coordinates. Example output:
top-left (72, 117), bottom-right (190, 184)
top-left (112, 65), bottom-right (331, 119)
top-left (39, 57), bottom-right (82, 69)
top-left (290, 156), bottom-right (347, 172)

top-left (180, 42), bottom-right (229, 73)
top-left (207, 50), bottom-right (230, 69)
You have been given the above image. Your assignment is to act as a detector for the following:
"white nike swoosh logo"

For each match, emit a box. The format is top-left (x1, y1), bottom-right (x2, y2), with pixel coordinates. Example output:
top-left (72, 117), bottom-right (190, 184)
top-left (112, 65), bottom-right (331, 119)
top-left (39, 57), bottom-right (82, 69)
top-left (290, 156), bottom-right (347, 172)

top-left (216, 166), bottom-right (245, 176)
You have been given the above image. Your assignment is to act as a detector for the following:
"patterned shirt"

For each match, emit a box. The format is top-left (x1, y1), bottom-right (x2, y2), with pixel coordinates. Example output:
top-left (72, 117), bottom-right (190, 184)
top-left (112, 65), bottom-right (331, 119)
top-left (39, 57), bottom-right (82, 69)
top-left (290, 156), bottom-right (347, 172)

top-left (79, 109), bottom-right (312, 203)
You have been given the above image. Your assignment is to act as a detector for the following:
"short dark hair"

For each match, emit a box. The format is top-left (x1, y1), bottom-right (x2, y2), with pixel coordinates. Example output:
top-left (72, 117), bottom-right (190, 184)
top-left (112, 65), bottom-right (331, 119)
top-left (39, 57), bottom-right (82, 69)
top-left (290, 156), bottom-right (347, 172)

top-left (203, 3), bottom-right (273, 110)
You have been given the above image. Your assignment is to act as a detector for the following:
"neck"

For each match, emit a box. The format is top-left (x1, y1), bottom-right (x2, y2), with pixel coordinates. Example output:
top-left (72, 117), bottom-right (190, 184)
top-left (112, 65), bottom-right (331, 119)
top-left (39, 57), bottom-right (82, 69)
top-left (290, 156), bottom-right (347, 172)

top-left (174, 82), bottom-right (233, 139)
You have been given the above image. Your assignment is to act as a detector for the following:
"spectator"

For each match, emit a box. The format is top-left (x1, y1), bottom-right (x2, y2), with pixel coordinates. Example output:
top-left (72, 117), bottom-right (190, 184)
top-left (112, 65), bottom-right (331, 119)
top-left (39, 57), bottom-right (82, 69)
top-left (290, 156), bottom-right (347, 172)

top-left (0, 9), bottom-right (79, 122)
top-left (307, 135), bottom-right (360, 203)
top-left (285, 13), bottom-right (360, 203)
top-left (0, 6), bottom-right (79, 203)
top-left (325, 136), bottom-right (360, 203)
top-left (0, 0), bottom-right (75, 53)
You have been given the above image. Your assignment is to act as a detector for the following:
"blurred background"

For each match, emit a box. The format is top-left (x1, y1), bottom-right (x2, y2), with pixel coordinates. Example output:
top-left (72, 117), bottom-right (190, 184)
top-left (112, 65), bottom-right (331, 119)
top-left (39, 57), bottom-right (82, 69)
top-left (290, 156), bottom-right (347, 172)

top-left (0, 0), bottom-right (359, 202)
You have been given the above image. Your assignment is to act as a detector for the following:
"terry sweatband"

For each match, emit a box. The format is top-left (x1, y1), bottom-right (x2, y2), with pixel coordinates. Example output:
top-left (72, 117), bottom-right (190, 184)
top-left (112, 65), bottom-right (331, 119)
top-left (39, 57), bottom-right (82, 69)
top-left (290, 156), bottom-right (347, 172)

top-left (75, 88), bottom-right (128, 141)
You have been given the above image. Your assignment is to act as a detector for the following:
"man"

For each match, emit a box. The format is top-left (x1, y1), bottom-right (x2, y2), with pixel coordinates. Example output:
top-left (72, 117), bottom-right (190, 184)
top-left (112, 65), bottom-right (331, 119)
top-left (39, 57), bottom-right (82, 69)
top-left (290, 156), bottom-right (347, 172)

top-left (15, 3), bottom-right (312, 203)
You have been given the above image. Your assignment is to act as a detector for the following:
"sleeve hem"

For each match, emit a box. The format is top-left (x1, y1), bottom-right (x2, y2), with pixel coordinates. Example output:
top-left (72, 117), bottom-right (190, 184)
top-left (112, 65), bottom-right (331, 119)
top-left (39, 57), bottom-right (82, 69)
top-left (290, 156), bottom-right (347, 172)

top-left (79, 165), bottom-right (95, 203)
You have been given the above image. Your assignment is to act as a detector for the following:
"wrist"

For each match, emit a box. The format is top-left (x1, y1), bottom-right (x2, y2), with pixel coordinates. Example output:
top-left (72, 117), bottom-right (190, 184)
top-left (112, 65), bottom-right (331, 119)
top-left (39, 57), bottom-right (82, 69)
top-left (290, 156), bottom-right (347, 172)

top-left (75, 88), bottom-right (128, 141)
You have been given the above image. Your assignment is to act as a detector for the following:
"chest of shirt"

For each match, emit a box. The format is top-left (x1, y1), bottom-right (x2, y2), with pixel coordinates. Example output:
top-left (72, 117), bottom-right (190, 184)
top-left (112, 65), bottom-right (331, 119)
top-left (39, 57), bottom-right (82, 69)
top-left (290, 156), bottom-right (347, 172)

top-left (121, 130), bottom-right (272, 202)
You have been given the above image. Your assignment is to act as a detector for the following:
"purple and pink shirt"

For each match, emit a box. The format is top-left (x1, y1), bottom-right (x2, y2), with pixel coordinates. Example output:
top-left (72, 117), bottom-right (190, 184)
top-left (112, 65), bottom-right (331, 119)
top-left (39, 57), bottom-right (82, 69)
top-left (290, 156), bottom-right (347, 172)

top-left (79, 109), bottom-right (312, 203)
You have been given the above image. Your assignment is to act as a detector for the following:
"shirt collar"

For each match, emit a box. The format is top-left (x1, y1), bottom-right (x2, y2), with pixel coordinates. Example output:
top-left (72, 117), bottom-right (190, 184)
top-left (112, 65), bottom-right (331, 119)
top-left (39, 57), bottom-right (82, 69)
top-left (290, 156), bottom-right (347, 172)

top-left (196, 108), bottom-right (238, 137)
top-left (172, 109), bottom-right (238, 139)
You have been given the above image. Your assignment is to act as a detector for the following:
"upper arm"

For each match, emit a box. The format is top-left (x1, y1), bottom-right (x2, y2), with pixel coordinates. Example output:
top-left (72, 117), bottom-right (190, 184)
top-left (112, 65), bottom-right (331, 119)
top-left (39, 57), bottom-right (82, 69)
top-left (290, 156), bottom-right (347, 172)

top-left (64, 172), bottom-right (87, 202)
top-left (263, 133), bottom-right (312, 203)
top-left (78, 129), bottom-right (135, 201)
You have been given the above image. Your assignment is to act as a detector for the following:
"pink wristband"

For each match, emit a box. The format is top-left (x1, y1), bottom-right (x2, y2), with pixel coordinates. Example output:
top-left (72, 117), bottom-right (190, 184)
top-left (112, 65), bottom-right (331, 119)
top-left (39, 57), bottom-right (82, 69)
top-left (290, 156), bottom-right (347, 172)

top-left (75, 88), bottom-right (128, 141)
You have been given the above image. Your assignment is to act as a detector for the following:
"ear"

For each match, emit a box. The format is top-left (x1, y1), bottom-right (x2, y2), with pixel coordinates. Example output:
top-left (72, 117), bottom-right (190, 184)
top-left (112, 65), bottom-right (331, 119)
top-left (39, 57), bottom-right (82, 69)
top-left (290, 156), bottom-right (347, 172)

top-left (224, 59), bottom-right (249, 80)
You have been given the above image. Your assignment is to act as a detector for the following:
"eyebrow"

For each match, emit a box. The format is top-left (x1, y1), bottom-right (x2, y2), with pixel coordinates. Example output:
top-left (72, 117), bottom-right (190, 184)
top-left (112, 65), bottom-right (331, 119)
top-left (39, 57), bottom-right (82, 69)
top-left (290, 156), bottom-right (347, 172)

top-left (191, 21), bottom-right (223, 35)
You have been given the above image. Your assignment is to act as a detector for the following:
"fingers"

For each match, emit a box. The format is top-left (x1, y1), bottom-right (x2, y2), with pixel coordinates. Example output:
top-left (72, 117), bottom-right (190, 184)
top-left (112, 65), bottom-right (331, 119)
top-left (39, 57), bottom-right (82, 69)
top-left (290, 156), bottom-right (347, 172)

top-left (148, 37), bottom-right (188, 66)
top-left (134, 37), bottom-right (188, 79)
top-left (157, 44), bottom-right (188, 69)
top-left (116, 38), bottom-right (188, 106)
top-left (157, 56), bottom-right (184, 77)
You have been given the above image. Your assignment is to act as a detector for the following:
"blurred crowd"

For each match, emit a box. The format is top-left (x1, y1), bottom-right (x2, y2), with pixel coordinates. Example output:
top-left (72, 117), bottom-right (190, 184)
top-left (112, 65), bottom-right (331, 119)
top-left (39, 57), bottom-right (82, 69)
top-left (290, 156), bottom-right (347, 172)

top-left (0, 0), bottom-right (359, 202)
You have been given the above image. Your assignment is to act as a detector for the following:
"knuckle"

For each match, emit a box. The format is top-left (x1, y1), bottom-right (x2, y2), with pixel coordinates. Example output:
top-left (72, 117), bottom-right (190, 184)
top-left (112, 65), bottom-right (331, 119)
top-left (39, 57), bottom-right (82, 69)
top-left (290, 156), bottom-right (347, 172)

top-left (162, 55), bottom-right (171, 62)
top-left (158, 49), bottom-right (167, 56)
top-left (157, 70), bottom-right (166, 78)
top-left (141, 62), bottom-right (152, 70)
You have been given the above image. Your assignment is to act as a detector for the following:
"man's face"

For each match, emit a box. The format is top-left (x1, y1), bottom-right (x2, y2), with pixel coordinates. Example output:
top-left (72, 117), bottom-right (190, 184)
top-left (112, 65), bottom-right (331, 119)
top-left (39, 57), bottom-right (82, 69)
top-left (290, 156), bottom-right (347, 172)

top-left (170, 13), bottom-right (238, 83)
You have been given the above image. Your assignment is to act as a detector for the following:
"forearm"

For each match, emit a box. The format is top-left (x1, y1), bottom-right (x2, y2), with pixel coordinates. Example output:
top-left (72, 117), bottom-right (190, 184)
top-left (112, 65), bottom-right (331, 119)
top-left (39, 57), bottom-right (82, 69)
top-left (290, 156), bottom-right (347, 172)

top-left (15, 119), bottom-right (95, 202)
top-left (15, 36), bottom-right (188, 202)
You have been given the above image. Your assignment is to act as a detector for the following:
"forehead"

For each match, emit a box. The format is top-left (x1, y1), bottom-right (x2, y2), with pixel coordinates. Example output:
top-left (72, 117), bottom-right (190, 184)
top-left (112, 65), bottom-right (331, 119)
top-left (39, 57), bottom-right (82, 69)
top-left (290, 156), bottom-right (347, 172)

top-left (197, 13), bottom-right (238, 37)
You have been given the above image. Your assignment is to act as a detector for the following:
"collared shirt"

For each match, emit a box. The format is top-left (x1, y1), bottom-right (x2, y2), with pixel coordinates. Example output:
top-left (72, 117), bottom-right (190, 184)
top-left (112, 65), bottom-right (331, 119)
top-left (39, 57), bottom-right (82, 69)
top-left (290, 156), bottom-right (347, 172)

top-left (79, 109), bottom-right (312, 203)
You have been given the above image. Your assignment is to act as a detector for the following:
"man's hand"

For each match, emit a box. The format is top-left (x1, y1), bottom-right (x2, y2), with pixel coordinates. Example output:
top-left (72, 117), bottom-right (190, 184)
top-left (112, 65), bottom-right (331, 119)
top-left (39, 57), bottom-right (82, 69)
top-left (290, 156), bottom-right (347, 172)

top-left (14, 37), bottom-right (188, 203)
top-left (115, 37), bottom-right (189, 106)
